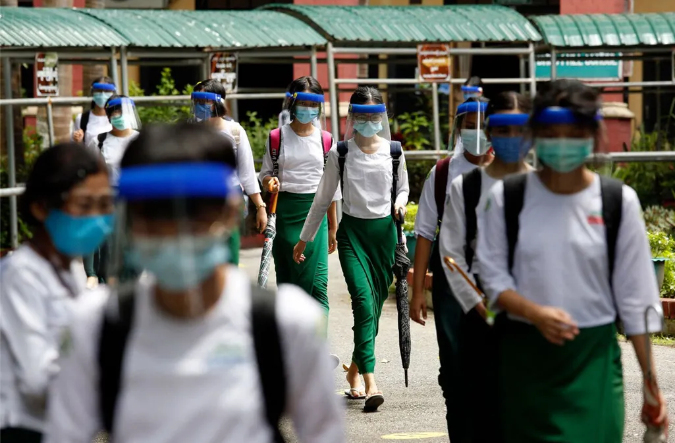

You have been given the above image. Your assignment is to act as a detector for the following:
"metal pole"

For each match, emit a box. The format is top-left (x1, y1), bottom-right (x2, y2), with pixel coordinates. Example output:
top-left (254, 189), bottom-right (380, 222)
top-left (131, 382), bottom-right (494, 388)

top-left (46, 98), bottom-right (55, 147)
top-left (202, 55), bottom-right (210, 80)
top-left (327, 43), bottom-right (339, 141)
top-left (110, 48), bottom-right (119, 88)
top-left (3, 57), bottom-right (18, 249)
top-left (120, 46), bottom-right (129, 96)
top-left (432, 82), bottom-right (441, 152)
top-left (550, 49), bottom-right (557, 80)
top-left (519, 56), bottom-right (525, 94)
top-left (528, 43), bottom-right (536, 97)
top-left (310, 47), bottom-right (318, 79)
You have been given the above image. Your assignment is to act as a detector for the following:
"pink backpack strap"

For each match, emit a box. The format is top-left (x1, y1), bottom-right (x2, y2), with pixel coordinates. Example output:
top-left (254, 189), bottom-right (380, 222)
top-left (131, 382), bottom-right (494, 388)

top-left (320, 130), bottom-right (333, 159)
top-left (269, 128), bottom-right (282, 177)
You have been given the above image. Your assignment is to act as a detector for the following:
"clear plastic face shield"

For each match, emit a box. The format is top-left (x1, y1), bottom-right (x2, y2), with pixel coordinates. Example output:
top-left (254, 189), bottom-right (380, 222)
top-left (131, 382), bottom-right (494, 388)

top-left (485, 113), bottom-right (530, 164)
top-left (285, 91), bottom-right (326, 130)
top-left (191, 91), bottom-right (226, 122)
top-left (451, 100), bottom-right (489, 159)
top-left (345, 103), bottom-right (391, 144)
top-left (92, 82), bottom-right (116, 108)
top-left (461, 85), bottom-right (483, 101)
top-left (111, 162), bottom-right (243, 316)
top-left (106, 97), bottom-right (141, 131)
top-left (530, 106), bottom-right (608, 176)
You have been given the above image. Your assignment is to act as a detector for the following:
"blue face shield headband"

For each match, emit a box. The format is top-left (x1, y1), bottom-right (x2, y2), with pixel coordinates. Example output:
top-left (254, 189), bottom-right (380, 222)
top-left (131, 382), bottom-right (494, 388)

top-left (191, 92), bottom-right (223, 121)
top-left (532, 106), bottom-right (603, 125)
top-left (462, 85), bottom-right (482, 99)
top-left (92, 83), bottom-right (116, 92)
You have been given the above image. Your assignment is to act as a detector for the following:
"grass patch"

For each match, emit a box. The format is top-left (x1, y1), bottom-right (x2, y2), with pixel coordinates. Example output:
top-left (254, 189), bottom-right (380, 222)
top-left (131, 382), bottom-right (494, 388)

top-left (617, 334), bottom-right (675, 347)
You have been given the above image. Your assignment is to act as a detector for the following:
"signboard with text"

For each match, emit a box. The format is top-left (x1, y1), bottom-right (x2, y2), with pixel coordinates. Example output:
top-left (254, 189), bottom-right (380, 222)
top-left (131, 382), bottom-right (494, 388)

top-left (536, 53), bottom-right (622, 80)
top-left (417, 44), bottom-right (451, 83)
top-left (210, 52), bottom-right (238, 94)
top-left (35, 52), bottom-right (59, 97)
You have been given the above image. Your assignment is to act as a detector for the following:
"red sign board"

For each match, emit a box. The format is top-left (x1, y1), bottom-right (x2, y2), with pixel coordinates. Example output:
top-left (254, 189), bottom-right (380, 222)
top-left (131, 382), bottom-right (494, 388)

top-left (210, 52), bottom-right (238, 94)
top-left (417, 44), bottom-right (451, 83)
top-left (35, 53), bottom-right (59, 97)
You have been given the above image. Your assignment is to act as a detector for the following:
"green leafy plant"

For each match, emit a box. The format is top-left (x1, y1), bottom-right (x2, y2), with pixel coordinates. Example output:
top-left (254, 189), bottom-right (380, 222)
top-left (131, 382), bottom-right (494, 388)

top-left (240, 111), bottom-right (278, 163)
top-left (403, 202), bottom-right (418, 233)
top-left (129, 68), bottom-right (193, 124)
top-left (648, 231), bottom-right (675, 298)
top-left (643, 206), bottom-right (675, 236)
top-left (395, 112), bottom-right (432, 150)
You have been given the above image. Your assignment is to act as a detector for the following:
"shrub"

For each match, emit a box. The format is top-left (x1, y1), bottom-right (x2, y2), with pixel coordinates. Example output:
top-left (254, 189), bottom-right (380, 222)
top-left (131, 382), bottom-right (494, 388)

top-left (403, 202), bottom-right (418, 233)
top-left (129, 68), bottom-right (193, 124)
top-left (648, 231), bottom-right (675, 298)
top-left (239, 111), bottom-right (277, 164)
top-left (643, 206), bottom-right (675, 236)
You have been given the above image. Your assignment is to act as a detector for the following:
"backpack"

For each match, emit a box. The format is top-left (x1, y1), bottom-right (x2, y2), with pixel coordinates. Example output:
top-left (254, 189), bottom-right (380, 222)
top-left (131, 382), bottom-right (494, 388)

top-left (98, 283), bottom-right (287, 443)
top-left (80, 110), bottom-right (90, 132)
top-left (268, 127), bottom-right (333, 178)
top-left (336, 140), bottom-right (403, 218)
top-left (460, 168), bottom-right (483, 273)
top-left (434, 157), bottom-right (452, 225)
top-left (503, 173), bottom-right (623, 296)
top-left (97, 132), bottom-right (108, 151)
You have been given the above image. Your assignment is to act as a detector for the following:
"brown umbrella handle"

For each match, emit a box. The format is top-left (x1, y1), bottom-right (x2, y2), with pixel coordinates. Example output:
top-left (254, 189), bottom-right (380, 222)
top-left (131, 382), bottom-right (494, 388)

top-left (443, 256), bottom-right (484, 298)
top-left (267, 180), bottom-right (279, 215)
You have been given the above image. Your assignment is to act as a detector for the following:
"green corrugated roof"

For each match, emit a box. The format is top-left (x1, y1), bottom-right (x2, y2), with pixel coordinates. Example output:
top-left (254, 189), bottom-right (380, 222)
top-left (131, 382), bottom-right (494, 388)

top-left (532, 13), bottom-right (675, 47)
top-left (264, 5), bottom-right (542, 44)
top-left (0, 7), bottom-right (128, 47)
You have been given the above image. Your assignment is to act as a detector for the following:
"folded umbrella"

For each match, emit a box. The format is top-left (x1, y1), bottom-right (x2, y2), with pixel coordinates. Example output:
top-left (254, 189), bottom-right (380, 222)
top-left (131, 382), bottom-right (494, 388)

top-left (257, 184), bottom-right (279, 289)
top-left (393, 208), bottom-right (411, 387)
top-left (443, 256), bottom-right (494, 326)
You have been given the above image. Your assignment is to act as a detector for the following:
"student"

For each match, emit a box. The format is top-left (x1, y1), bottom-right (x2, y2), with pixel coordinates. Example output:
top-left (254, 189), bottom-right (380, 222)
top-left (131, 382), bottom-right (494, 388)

top-left (83, 95), bottom-right (140, 287)
top-left (44, 123), bottom-right (344, 443)
top-left (477, 79), bottom-right (668, 442)
top-left (260, 76), bottom-right (339, 318)
top-left (461, 76), bottom-right (484, 101)
top-left (294, 86), bottom-right (409, 411)
top-left (0, 143), bottom-right (113, 443)
top-left (72, 77), bottom-right (115, 146)
top-left (191, 80), bottom-right (267, 265)
top-left (437, 91), bottom-right (532, 443)
top-left (409, 98), bottom-right (490, 436)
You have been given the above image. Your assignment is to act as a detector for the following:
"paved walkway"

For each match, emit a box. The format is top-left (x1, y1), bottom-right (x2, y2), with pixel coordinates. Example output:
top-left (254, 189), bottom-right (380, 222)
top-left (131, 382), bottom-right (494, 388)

top-left (240, 248), bottom-right (675, 442)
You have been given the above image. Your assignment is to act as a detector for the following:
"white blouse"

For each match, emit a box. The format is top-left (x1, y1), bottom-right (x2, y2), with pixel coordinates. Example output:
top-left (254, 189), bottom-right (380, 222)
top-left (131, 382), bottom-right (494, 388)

top-left (86, 131), bottom-right (139, 186)
top-left (258, 124), bottom-right (340, 199)
top-left (300, 139), bottom-right (410, 242)
top-left (476, 172), bottom-right (663, 335)
top-left (72, 112), bottom-right (111, 147)
top-left (220, 125), bottom-right (261, 196)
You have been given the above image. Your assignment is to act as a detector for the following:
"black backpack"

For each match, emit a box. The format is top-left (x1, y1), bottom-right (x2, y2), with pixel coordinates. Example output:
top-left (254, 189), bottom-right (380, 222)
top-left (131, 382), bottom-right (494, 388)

top-left (336, 140), bottom-right (403, 217)
top-left (460, 168), bottom-right (483, 273)
top-left (80, 110), bottom-right (90, 133)
top-left (98, 283), bottom-right (287, 442)
top-left (503, 173), bottom-right (623, 303)
top-left (97, 132), bottom-right (108, 151)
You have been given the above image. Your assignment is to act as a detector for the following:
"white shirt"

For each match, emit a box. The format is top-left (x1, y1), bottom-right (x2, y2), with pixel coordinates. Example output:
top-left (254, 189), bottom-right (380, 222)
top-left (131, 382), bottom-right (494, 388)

top-left (72, 112), bottom-right (112, 147)
top-left (258, 125), bottom-right (341, 199)
top-left (86, 131), bottom-right (139, 186)
top-left (439, 169), bottom-right (498, 313)
top-left (45, 268), bottom-right (344, 443)
top-left (221, 122), bottom-right (261, 196)
top-left (0, 245), bottom-right (85, 432)
top-left (476, 172), bottom-right (663, 335)
top-left (300, 139), bottom-right (410, 242)
top-left (414, 153), bottom-right (479, 242)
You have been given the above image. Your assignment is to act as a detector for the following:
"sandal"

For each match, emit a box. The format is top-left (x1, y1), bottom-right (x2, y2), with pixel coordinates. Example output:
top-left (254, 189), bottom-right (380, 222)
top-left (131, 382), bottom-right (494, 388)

top-left (344, 387), bottom-right (366, 399)
top-left (364, 393), bottom-right (384, 412)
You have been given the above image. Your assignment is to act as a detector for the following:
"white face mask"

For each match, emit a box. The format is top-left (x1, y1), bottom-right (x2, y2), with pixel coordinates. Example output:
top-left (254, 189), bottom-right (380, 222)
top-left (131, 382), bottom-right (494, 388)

top-left (460, 129), bottom-right (490, 156)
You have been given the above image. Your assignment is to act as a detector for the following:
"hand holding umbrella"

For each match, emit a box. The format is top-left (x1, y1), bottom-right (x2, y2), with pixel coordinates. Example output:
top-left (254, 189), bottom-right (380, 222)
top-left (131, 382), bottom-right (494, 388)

top-left (443, 256), bottom-right (494, 325)
top-left (257, 181), bottom-right (279, 289)
top-left (393, 208), bottom-right (412, 387)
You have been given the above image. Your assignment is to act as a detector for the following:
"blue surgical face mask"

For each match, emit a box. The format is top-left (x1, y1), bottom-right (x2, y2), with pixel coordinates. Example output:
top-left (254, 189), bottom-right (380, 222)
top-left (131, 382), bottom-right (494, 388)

top-left (353, 121), bottom-right (382, 138)
top-left (111, 115), bottom-right (127, 130)
top-left (294, 106), bottom-right (320, 125)
top-left (491, 136), bottom-right (526, 163)
top-left (194, 103), bottom-right (214, 122)
top-left (460, 129), bottom-right (490, 156)
top-left (129, 235), bottom-right (230, 291)
top-left (93, 92), bottom-right (112, 108)
top-left (535, 137), bottom-right (593, 173)
top-left (44, 210), bottom-right (114, 257)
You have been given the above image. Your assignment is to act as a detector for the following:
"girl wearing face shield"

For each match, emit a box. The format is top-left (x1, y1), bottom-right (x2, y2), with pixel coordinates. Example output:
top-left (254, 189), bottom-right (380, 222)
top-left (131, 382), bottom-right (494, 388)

top-left (82, 95), bottom-right (140, 288)
top-left (0, 143), bottom-right (113, 443)
top-left (432, 92), bottom-right (532, 443)
top-left (45, 124), bottom-right (344, 443)
top-left (476, 80), bottom-right (668, 442)
top-left (72, 77), bottom-right (116, 146)
top-left (191, 80), bottom-right (267, 266)
top-left (259, 77), bottom-right (339, 324)
top-left (294, 86), bottom-right (410, 411)
top-left (409, 98), bottom-right (491, 432)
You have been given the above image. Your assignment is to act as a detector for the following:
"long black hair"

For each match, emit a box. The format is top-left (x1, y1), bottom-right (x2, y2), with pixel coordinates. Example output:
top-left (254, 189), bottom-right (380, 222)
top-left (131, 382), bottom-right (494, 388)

top-left (464, 76), bottom-right (484, 89)
top-left (350, 86), bottom-right (384, 105)
top-left (20, 142), bottom-right (107, 227)
top-left (89, 76), bottom-right (115, 111)
top-left (530, 79), bottom-right (600, 134)
top-left (487, 91), bottom-right (532, 116)
top-left (193, 79), bottom-right (227, 117)
top-left (283, 76), bottom-right (324, 114)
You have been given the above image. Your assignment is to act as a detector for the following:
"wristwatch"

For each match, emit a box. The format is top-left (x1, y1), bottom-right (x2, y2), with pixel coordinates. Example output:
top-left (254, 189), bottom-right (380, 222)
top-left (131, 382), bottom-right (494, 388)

top-left (256, 202), bottom-right (267, 211)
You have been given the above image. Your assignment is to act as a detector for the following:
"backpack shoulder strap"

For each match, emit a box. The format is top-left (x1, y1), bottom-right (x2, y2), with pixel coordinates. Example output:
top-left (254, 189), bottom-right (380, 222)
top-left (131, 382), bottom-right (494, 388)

top-left (97, 132), bottom-right (108, 151)
top-left (320, 130), bottom-right (333, 160)
top-left (250, 284), bottom-right (286, 443)
top-left (337, 141), bottom-right (348, 194)
top-left (269, 128), bottom-right (282, 178)
top-left (600, 175), bottom-right (623, 293)
top-left (434, 157), bottom-right (452, 224)
top-left (98, 292), bottom-right (135, 434)
top-left (462, 168), bottom-right (483, 272)
top-left (80, 111), bottom-right (90, 132)
top-left (503, 173), bottom-right (528, 273)
top-left (390, 141), bottom-right (403, 217)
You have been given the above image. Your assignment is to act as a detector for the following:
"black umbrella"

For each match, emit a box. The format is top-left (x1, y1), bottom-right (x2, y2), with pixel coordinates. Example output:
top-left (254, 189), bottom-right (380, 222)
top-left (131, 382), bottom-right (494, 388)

top-left (257, 192), bottom-right (278, 289)
top-left (393, 208), bottom-right (412, 387)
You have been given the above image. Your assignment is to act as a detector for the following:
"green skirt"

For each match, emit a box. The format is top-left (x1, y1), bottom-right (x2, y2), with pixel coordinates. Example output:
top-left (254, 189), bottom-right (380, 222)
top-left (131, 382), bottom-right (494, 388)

top-left (228, 226), bottom-right (240, 266)
top-left (499, 321), bottom-right (624, 443)
top-left (337, 213), bottom-right (396, 374)
top-left (272, 192), bottom-right (329, 314)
